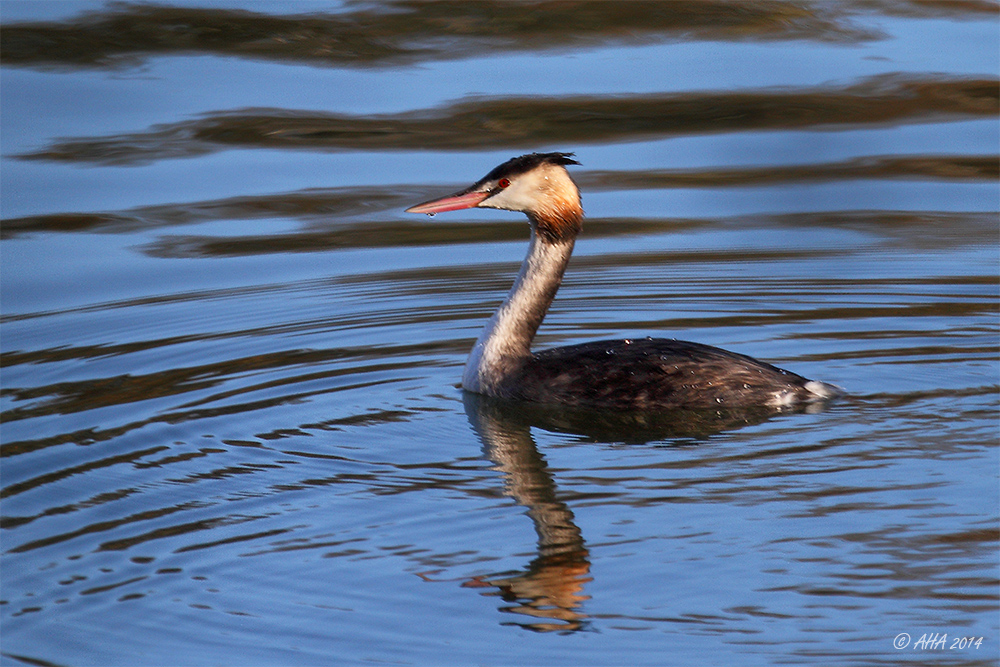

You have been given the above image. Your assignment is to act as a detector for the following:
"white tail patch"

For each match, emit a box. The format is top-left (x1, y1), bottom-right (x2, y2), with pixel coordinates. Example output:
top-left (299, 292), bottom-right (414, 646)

top-left (767, 380), bottom-right (841, 409)
top-left (804, 380), bottom-right (841, 400)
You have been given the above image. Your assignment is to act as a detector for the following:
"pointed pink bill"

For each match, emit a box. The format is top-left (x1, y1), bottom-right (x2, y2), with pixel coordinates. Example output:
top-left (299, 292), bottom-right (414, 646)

top-left (405, 190), bottom-right (490, 214)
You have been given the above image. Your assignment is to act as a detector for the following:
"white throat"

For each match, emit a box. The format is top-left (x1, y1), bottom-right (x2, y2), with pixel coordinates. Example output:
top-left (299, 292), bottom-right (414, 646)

top-left (462, 232), bottom-right (575, 395)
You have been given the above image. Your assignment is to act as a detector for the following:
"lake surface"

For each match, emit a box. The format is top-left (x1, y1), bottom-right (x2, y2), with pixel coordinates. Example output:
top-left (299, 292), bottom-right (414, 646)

top-left (1, 2), bottom-right (998, 665)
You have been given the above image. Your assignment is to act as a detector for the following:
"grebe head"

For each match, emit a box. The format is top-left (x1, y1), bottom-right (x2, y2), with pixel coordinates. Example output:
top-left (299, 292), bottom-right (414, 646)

top-left (406, 153), bottom-right (582, 239)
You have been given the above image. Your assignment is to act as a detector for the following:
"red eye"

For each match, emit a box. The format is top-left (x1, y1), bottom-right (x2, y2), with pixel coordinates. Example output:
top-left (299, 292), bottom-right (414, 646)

top-left (498, 178), bottom-right (510, 189)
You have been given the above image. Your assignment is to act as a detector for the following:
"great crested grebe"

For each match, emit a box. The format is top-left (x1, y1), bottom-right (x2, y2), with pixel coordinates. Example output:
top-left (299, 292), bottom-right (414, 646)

top-left (407, 152), bottom-right (838, 410)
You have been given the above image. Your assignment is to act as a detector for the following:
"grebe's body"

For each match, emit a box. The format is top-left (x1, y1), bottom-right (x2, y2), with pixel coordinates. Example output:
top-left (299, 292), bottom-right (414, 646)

top-left (407, 153), bottom-right (837, 410)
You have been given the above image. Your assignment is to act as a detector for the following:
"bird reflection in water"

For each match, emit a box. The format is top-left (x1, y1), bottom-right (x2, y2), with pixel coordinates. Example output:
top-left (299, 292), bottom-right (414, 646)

top-left (460, 392), bottom-right (824, 632)
top-left (463, 392), bottom-right (592, 633)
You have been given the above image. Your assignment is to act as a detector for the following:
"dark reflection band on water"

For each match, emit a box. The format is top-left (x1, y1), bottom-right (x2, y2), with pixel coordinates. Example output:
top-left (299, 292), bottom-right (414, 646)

top-left (0, 1), bottom-right (908, 71)
top-left (3, 1), bottom-right (997, 71)
top-left (3, 157), bottom-right (995, 242)
top-left (3, 211), bottom-right (993, 264)
top-left (11, 75), bottom-right (997, 165)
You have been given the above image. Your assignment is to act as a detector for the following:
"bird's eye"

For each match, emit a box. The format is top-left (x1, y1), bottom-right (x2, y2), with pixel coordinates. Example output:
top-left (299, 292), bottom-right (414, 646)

top-left (497, 178), bottom-right (510, 189)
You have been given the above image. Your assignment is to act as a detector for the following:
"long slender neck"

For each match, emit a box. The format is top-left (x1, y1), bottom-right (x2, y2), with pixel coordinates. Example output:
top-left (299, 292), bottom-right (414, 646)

top-left (463, 220), bottom-right (575, 396)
